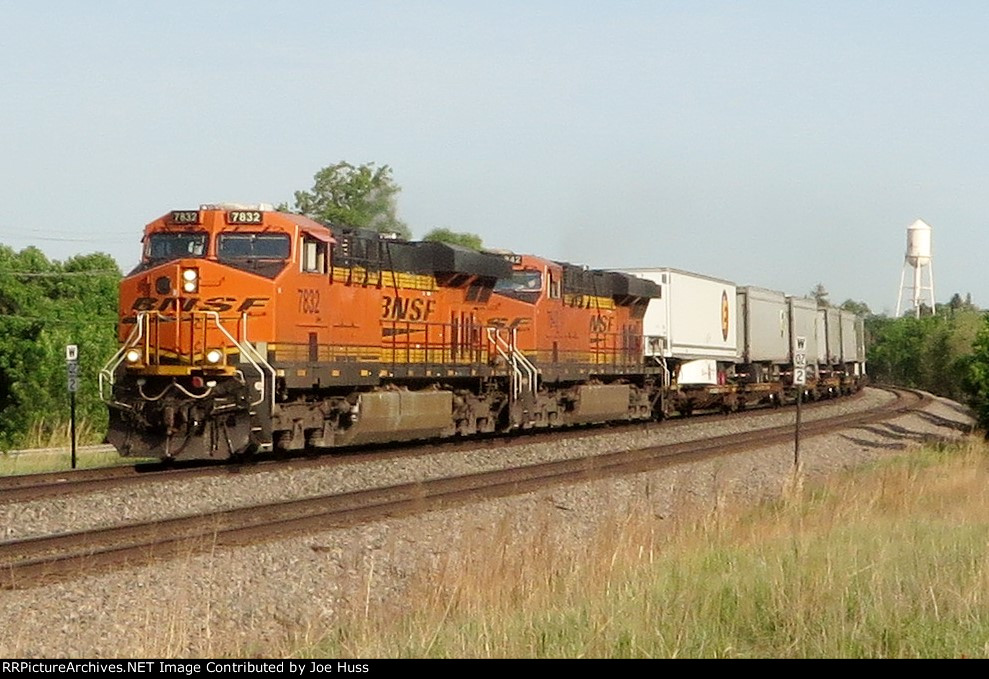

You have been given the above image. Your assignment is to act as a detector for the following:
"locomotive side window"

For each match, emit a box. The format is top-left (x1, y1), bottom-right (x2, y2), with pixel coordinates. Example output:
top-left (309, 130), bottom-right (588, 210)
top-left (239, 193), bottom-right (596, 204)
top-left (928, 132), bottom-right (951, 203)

top-left (301, 237), bottom-right (327, 274)
top-left (146, 232), bottom-right (207, 262)
top-left (548, 272), bottom-right (561, 299)
top-left (217, 233), bottom-right (290, 260)
top-left (495, 270), bottom-right (542, 292)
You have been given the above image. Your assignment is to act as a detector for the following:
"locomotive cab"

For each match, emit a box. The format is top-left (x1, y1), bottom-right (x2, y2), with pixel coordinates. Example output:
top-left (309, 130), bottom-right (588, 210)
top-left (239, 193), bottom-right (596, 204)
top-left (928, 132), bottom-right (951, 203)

top-left (102, 204), bottom-right (333, 459)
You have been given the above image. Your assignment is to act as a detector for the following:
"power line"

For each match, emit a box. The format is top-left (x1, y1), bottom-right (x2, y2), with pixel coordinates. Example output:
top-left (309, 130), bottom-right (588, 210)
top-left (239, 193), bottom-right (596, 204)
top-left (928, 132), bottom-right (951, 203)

top-left (0, 270), bottom-right (120, 278)
top-left (0, 235), bottom-right (111, 243)
top-left (0, 313), bottom-right (117, 325)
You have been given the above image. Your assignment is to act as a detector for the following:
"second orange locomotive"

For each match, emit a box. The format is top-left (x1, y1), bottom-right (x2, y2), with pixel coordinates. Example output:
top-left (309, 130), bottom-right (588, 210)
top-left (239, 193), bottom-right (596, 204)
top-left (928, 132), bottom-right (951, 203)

top-left (101, 204), bottom-right (661, 459)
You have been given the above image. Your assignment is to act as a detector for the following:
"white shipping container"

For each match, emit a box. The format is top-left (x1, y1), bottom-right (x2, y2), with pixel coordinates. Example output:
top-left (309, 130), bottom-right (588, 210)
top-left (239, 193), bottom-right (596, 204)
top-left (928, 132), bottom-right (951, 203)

top-left (622, 268), bottom-right (738, 361)
top-left (839, 310), bottom-right (858, 363)
top-left (737, 286), bottom-right (790, 363)
top-left (855, 317), bottom-right (867, 365)
top-left (789, 296), bottom-right (823, 368)
top-left (815, 308), bottom-right (827, 365)
top-left (824, 307), bottom-right (841, 365)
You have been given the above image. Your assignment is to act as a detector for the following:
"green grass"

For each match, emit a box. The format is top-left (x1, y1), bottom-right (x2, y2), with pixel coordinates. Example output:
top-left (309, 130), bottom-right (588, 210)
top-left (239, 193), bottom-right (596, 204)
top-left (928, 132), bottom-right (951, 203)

top-left (0, 447), bottom-right (139, 475)
top-left (0, 417), bottom-right (156, 474)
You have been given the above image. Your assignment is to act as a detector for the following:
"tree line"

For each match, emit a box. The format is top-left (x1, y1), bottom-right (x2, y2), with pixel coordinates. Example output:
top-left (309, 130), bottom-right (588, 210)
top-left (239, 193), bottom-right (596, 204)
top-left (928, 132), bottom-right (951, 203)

top-left (840, 291), bottom-right (989, 432)
top-left (0, 247), bottom-right (121, 448)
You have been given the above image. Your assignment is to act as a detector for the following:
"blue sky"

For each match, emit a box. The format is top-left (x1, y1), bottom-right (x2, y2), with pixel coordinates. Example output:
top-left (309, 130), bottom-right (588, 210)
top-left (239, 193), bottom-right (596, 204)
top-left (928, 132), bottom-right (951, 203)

top-left (2, 1), bottom-right (987, 314)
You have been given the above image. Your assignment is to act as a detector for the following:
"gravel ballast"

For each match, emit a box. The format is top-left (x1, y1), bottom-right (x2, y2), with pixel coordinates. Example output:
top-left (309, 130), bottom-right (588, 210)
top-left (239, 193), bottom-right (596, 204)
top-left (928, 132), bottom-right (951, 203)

top-left (0, 388), bottom-right (974, 657)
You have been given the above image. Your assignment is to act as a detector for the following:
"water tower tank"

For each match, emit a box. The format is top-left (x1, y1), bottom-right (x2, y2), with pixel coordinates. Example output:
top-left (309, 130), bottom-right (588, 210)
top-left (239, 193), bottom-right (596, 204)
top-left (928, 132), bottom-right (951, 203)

top-left (906, 219), bottom-right (932, 266)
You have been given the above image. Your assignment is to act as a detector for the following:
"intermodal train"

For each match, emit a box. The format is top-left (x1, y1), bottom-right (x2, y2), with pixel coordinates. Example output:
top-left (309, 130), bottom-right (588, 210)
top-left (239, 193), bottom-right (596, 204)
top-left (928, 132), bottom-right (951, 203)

top-left (99, 204), bottom-right (866, 461)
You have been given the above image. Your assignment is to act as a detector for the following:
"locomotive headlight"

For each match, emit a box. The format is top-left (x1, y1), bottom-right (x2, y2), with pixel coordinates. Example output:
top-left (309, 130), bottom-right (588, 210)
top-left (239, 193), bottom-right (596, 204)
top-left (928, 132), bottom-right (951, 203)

top-left (181, 268), bottom-right (199, 293)
top-left (205, 348), bottom-right (224, 365)
top-left (125, 348), bottom-right (143, 364)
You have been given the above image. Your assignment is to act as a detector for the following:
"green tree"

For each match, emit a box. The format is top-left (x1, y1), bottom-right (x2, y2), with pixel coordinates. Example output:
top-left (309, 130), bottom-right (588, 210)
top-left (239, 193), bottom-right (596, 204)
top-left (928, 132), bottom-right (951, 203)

top-left (840, 299), bottom-right (871, 316)
top-left (946, 292), bottom-right (979, 314)
top-left (810, 283), bottom-right (829, 306)
top-left (867, 309), bottom-right (983, 402)
top-left (963, 313), bottom-right (989, 433)
top-left (289, 161), bottom-right (411, 239)
top-left (0, 246), bottom-right (120, 449)
top-left (422, 228), bottom-right (484, 251)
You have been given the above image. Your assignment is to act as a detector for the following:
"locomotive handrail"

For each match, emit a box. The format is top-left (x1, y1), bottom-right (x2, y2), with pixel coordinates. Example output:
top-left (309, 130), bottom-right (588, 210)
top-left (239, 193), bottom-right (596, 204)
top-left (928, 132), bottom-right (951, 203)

top-left (99, 313), bottom-right (147, 404)
top-left (98, 310), bottom-right (275, 410)
top-left (486, 327), bottom-right (538, 400)
top-left (487, 327), bottom-right (520, 399)
top-left (511, 327), bottom-right (539, 396)
top-left (208, 310), bottom-right (275, 409)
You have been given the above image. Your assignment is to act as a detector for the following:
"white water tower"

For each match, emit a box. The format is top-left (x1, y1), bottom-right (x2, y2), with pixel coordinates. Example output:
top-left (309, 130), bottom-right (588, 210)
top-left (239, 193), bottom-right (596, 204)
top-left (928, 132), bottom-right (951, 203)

top-left (895, 218), bottom-right (935, 318)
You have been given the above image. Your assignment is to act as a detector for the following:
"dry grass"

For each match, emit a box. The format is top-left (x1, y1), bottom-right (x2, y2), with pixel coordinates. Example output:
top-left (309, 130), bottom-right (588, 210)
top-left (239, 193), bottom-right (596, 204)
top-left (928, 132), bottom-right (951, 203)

top-left (3, 437), bottom-right (985, 658)
top-left (300, 438), bottom-right (989, 658)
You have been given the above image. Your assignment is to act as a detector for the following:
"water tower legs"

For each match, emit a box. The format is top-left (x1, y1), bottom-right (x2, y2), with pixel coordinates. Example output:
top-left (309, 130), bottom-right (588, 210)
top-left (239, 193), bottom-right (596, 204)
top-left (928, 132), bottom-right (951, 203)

top-left (896, 260), bottom-right (935, 318)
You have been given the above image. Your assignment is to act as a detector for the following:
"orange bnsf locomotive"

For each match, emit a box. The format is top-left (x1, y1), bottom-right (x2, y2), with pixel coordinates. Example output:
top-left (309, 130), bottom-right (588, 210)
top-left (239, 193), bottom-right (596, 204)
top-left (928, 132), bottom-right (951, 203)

top-left (100, 204), bottom-right (662, 460)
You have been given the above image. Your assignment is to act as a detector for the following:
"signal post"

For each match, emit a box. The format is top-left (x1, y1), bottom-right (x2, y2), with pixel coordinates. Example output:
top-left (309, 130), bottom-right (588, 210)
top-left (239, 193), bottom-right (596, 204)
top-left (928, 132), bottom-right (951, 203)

top-left (66, 344), bottom-right (78, 469)
top-left (792, 336), bottom-right (807, 474)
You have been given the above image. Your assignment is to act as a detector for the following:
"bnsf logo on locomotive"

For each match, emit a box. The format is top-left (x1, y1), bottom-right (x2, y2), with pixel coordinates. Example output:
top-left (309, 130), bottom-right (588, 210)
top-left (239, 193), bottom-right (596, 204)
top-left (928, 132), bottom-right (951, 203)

top-left (129, 296), bottom-right (270, 313)
top-left (381, 295), bottom-right (436, 322)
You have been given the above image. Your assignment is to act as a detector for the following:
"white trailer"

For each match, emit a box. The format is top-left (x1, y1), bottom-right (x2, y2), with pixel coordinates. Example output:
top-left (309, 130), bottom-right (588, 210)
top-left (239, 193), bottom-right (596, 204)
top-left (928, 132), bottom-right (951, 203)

top-left (839, 310), bottom-right (868, 388)
top-left (622, 268), bottom-right (738, 363)
top-left (788, 296), bottom-right (822, 378)
top-left (823, 306), bottom-right (841, 366)
top-left (839, 310), bottom-right (858, 364)
top-left (737, 286), bottom-right (789, 380)
top-left (815, 308), bottom-right (828, 366)
top-left (855, 316), bottom-right (867, 372)
top-left (622, 268), bottom-right (739, 415)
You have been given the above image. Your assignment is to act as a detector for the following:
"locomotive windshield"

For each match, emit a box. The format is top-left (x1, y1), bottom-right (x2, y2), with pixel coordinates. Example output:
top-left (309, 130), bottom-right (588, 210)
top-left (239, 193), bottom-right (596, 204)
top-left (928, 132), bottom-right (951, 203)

top-left (217, 233), bottom-right (291, 260)
top-left (146, 232), bottom-right (207, 262)
top-left (493, 270), bottom-right (542, 302)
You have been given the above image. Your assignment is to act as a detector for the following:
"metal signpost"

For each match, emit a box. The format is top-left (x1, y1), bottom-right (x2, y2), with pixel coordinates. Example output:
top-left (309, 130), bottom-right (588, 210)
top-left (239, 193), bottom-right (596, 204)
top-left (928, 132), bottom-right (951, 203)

top-left (66, 344), bottom-right (78, 469)
top-left (793, 336), bottom-right (807, 474)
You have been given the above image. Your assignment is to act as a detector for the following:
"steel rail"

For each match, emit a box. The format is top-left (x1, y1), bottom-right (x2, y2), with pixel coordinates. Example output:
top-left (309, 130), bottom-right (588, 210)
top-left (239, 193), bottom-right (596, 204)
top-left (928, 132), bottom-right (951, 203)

top-left (0, 387), bottom-right (927, 590)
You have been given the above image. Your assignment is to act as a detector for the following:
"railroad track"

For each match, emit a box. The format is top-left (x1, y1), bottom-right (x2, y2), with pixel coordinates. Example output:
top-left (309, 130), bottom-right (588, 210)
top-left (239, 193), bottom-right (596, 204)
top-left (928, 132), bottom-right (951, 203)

top-left (0, 387), bottom-right (929, 590)
top-left (0, 386), bottom-right (870, 503)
